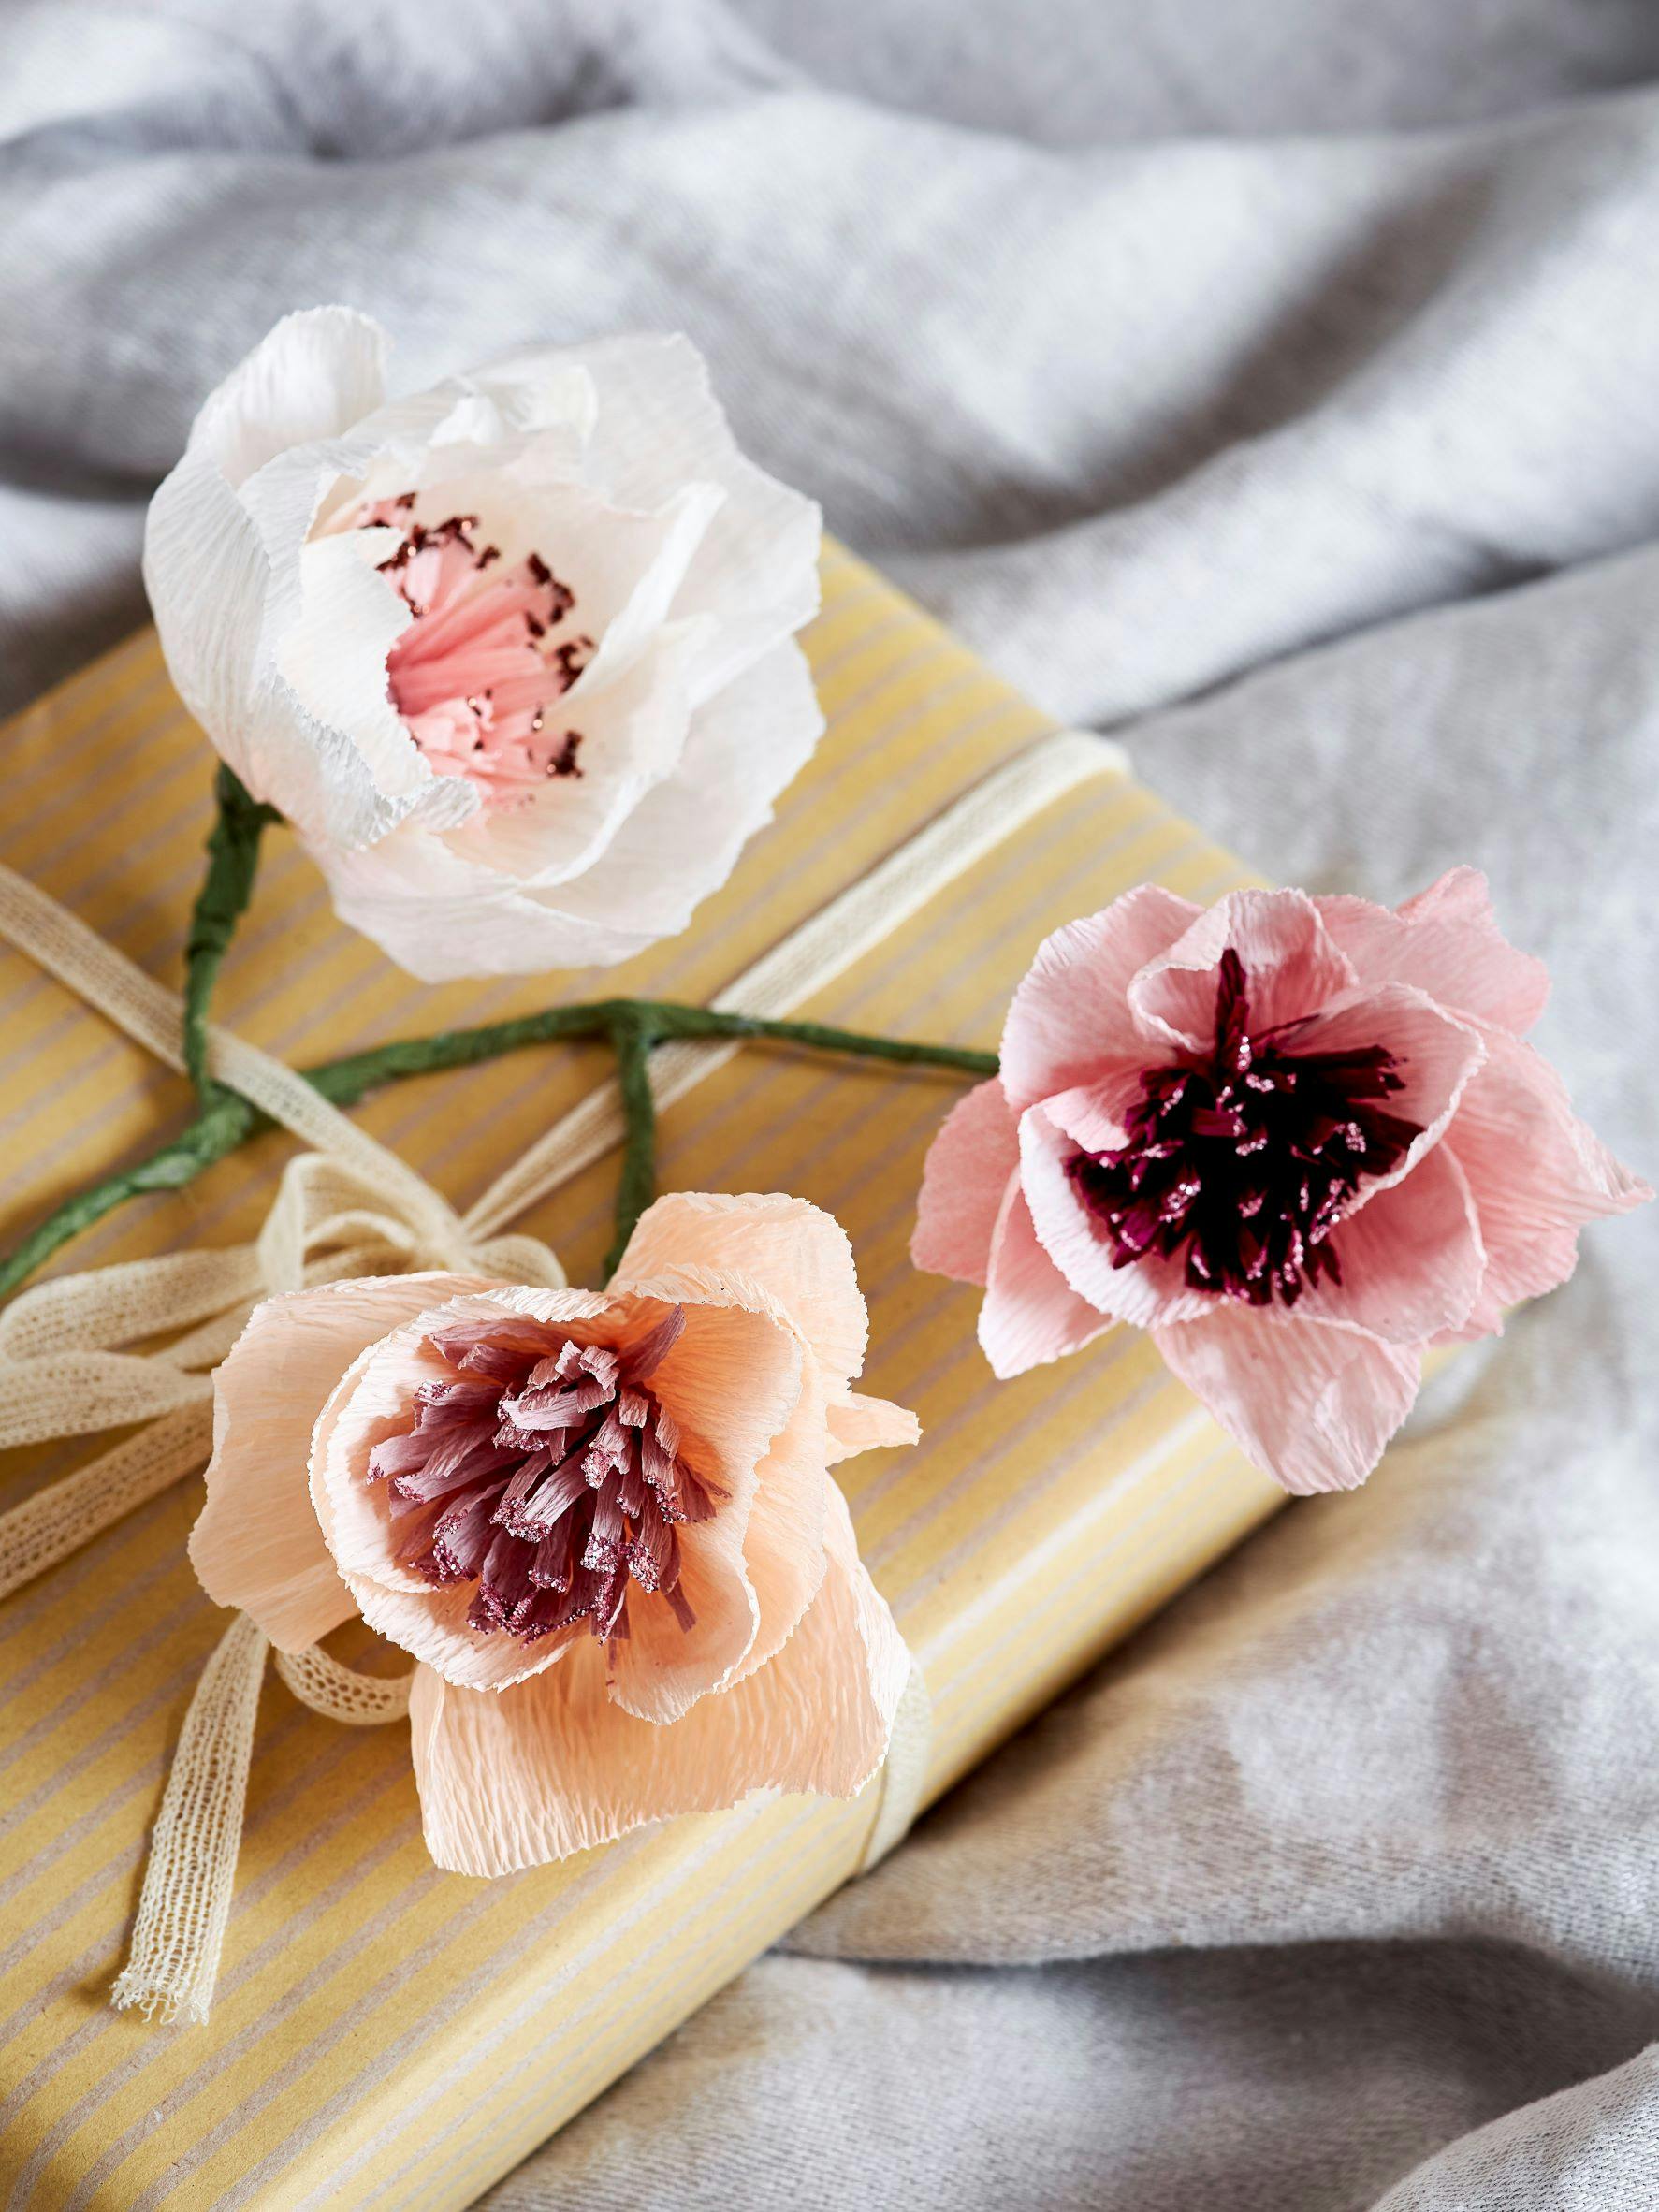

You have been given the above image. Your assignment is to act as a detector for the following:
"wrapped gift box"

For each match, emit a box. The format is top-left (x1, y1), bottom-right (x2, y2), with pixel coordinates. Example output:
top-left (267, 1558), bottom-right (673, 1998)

top-left (0, 546), bottom-right (1284, 2211)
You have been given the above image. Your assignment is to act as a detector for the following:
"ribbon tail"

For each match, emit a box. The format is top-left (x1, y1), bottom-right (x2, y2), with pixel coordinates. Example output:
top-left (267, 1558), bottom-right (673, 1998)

top-left (112, 1609), bottom-right (269, 2026)
top-left (0, 1401), bottom-right (214, 1606)
top-left (274, 1642), bottom-right (414, 1725)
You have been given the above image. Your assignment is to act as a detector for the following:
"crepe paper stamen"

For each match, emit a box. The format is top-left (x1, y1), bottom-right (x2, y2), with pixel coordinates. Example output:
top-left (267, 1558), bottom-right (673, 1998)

top-left (363, 502), bottom-right (591, 807)
top-left (370, 1307), bottom-right (720, 1645)
top-left (1069, 948), bottom-right (1422, 1306)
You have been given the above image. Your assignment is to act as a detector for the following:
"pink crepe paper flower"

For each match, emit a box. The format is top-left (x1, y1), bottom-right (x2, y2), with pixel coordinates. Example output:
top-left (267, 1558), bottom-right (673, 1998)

top-left (913, 870), bottom-right (1650, 1494)
top-left (145, 309), bottom-right (822, 981)
top-left (190, 1193), bottom-right (917, 1874)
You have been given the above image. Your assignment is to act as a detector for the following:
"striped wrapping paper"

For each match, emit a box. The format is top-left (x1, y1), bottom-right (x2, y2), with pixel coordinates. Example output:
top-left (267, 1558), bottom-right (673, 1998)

top-left (0, 546), bottom-right (1285, 2211)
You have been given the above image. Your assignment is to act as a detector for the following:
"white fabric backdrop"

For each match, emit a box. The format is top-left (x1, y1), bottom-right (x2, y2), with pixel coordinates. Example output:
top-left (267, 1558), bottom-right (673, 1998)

top-left (1, 4), bottom-right (1655, 2204)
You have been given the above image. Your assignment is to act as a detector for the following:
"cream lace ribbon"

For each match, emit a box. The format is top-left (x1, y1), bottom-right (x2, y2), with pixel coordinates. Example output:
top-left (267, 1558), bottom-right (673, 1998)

top-left (0, 730), bottom-right (1123, 2023)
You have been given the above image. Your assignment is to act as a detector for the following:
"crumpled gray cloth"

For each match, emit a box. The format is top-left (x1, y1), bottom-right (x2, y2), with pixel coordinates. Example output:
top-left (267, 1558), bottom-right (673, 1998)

top-left (2, 5), bottom-right (1656, 2206)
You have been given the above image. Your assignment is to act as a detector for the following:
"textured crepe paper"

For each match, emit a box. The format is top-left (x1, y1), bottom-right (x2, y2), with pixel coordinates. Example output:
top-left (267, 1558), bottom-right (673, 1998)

top-left (0, 547), bottom-right (1284, 2212)
top-left (142, 315), bottom-right (827, 981)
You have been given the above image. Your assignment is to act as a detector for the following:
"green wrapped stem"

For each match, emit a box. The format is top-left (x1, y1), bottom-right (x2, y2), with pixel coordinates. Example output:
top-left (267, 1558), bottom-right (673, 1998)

top-left (0, 999), bottom-right (997, 1302)
top-left (182, 766), bottom-right (281, 1101)
top-left (604, 1010), bottom-right (662, 1281)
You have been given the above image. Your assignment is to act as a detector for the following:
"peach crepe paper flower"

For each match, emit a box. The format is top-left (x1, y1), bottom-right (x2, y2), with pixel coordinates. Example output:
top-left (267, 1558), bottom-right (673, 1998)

top-left (190, 1193), bottom-right (917, 1875)
top-left (145, 309), bottom-right (822, 982)
top-left (913, 869), bottom-right (1650, 1495)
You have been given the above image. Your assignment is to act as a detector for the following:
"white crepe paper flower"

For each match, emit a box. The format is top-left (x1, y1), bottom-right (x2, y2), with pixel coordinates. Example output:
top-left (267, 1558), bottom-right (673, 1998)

top-left (144, 309), bottom-right (823, 981)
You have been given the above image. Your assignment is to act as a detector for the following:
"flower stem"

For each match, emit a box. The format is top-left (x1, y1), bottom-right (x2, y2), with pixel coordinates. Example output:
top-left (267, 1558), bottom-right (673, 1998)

top-left (604, 1009), bottom-right (662, 1281)
top-left (182, 766), bottom-right (281, 1102)
top-left (0, 999), bottom-right (996, 1302)
top-left (0, 1096), bottom-right (255, 1301)
top-left (633, 1003), bottom-right (997, 1074)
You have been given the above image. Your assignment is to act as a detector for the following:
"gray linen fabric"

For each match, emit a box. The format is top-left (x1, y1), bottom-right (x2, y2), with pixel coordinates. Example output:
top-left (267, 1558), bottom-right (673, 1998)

top-left (2, 4), bottom-right (1655, 2205)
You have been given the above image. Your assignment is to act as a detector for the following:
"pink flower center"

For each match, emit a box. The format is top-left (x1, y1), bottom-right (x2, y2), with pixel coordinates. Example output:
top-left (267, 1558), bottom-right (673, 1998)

top-left (362, 496), bottom-right (593, 807)
top-left (1067, 949), bottom-right (1423, 1306)
top-left (367, 1307), bottom-right (720, 1645)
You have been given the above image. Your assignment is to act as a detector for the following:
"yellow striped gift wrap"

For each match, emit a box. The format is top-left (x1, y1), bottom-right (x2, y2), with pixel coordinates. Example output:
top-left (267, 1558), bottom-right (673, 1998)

top-left (0, 546), bottom-right (1284, 2211)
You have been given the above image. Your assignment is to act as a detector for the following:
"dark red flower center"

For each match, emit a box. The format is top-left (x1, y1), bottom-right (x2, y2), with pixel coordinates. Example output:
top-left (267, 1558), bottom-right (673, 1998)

top-left (1066, 949), bottom-right (1423, 1307)
top-left (367, 1307), bottom-right (720, 1646)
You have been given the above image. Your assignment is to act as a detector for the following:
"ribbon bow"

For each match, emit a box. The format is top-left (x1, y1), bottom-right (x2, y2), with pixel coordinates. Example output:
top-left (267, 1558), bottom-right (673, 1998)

top-left (0, 1150), bottom-right (564, 1604)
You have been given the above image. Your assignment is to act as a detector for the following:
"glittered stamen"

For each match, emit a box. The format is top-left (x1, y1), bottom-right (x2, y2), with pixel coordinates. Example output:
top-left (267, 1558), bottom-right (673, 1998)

top-left (1068, 949), bottom-right (1423, 1307)
top-left (367, 1308), bottom-right (720, 1646)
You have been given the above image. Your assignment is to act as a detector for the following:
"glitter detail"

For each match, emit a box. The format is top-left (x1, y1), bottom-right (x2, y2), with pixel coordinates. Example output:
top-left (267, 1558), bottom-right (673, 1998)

top-left (368, 1308), bottom-right (720, 1645)
top-left (358, 501), bottom-right (591, 808)
top-left (1067, 949), bottom-right (1423, 1307)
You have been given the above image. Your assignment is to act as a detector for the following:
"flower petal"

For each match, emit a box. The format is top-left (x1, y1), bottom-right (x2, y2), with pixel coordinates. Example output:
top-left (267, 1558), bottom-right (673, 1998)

top-left (276, 526), bottom-right (458, 831)
top-left (1154, 1306), bottom-right (1421, 1494)
top-left (1018, 1102), bottom-right (1213, 1329)
top-left (605, 1266), bottom-right (814, 1718)
top-left (143, 445), bottom-right (270, 805)
top-left (410, 1480), bottom-right (907, 1874)
top-left (911, 1079), bottom-right (1019, 1288)
top-left (979, 1178), bottom-right (1116, 1378)
top-left (603, 1471), bottom-right (770, 1725)
top-left (559, 479), bottom-right (725, 701)
top-left (327, 361), bottom-right (599, 507)
top-left (315, 822), bottom-right (670, 982)
top-left (189, 1272), bottom-right (493, 1651)
top-left (1038, 1080), bottom-right (1139, 1157)
top-left (522, 635), bottom-right (824, 946)
top-left (634, 1270), bottom-right (806, 1507)
top-left (617, 1200), bottom-right (918, 1689)
top-left (185, 306), bottom-right (389, 492)
top-left (616, 1190), bottom-right (868, 1382)
top-left (444, 619), bottom-right (702, 888)
top-left (539, 331), bottom-right (822, 704)
top-left (1310, 1141), bottom-right (1484, 1344)
top-left (1284, 982), bottom-right (1487, 1194)
top-left (999, 887), bottom-right (1201, 1113)
top-left (695, 1317), bottom-right (911, 1699)
top-left (142, 309), bottom-right (458, 850)
top-left (826, 1393), bottom-right (922, 1463)
top-left (603, 1289), bottom-right (805, 1724)
top-left (691, 1366), bottom-right (834, 1701)
top-left (1317, 868), bottom-right (1550, 1037)
top-left (1128, 888), bottom-right (1357, 1051)
top-left (1444, 1026), bottom-right (1652, 1327)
